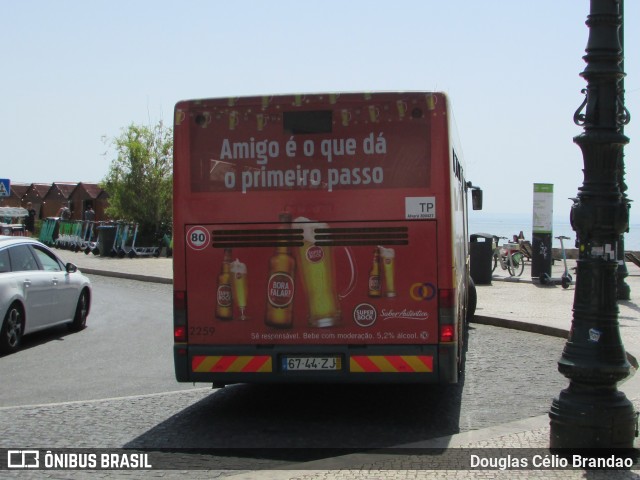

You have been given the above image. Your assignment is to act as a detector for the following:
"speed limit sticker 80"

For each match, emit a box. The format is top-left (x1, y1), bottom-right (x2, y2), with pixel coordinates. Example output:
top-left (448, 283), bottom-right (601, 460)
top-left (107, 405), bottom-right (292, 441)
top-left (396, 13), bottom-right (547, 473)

top-left (186, 226), bottom-right (211, 251)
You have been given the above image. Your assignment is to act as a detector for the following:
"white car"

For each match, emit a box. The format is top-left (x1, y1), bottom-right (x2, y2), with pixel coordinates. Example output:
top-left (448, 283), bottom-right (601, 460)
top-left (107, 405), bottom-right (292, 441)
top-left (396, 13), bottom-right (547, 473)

top-left (0, 236), bottom-right (91, 354)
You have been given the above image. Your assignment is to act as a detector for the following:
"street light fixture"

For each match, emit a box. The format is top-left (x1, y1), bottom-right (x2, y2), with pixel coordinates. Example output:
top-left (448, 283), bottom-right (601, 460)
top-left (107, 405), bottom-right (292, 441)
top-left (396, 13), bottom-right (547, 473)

top-left (549, 0), bottom-right (636, 449)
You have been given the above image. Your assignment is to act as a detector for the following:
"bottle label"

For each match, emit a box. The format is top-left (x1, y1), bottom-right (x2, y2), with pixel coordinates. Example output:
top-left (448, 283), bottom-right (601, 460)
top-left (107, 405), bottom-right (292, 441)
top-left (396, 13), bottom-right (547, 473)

top-left (217, 284), bottom-right (232, 307)
top-left (368, 275), bottom-right (381, 291)
top-left (267, 272), bottom-right (295, 308)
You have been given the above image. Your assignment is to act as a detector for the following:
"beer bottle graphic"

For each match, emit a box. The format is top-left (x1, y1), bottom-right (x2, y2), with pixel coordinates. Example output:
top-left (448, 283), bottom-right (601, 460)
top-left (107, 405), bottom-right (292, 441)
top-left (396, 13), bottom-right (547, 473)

top-left (230, 259), bottom-right (249, 320)
top-left (215, 248), bottom-right (233, 320)
top-left (265, 214), bottom-right (296, 328)
top-left (368, 248), bottom-right (381, 298)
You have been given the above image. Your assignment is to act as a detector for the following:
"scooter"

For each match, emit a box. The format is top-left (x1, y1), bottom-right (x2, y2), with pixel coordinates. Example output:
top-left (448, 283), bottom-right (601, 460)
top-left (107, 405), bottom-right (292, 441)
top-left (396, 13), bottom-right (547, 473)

top-left (557, 236), bottom-right (573, 289)
top-left (540, 235), bottom-right (573, 288)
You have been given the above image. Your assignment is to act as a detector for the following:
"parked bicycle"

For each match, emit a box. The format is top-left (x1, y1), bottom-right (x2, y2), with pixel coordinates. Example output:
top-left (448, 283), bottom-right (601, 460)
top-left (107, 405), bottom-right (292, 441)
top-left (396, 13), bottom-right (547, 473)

top-left (492, 236), bottom-right (525, 277)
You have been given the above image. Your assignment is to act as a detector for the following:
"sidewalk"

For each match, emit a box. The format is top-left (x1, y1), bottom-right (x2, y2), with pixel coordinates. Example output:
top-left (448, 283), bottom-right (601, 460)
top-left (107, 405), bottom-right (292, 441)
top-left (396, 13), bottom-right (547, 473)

top-left (58, 249), bottom-right (640, 476)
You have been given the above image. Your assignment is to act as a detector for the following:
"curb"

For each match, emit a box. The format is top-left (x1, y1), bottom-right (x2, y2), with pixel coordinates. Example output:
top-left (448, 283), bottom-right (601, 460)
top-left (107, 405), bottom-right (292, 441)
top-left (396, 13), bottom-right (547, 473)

top-left (472, 315), bottom-right (568, 339)
top-left (79, 268), bottom-right (172, 285)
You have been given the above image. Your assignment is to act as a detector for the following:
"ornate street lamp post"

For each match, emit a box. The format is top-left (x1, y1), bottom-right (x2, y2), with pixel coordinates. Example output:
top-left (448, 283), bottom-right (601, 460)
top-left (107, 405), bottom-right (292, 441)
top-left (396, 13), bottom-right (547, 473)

top-left (549, 0), bottom-right (636, 449)
top-left (616, 0), bottom-right (631, 300)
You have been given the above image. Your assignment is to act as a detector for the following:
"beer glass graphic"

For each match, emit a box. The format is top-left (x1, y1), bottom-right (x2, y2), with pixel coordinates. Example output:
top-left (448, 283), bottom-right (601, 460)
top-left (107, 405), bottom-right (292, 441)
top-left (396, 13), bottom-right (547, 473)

top-left (295, 217), bottom-right (356, 328)
top-left (261, 95), bottom-right (273, 110)
top-left (174, 109), bottom-right (185, 126)
top-left (256, 113), bottom-right (268, 131)
top-left (230, 259), bottom-right (248, 320)
top-left (379, 246), bottom-right (396, 297)
top-left (368, 105), bottom-right (380, 123)
top-left (229, 111), bottom-right (240, 130)
top-left (396, 100), bottom-right (408, 119)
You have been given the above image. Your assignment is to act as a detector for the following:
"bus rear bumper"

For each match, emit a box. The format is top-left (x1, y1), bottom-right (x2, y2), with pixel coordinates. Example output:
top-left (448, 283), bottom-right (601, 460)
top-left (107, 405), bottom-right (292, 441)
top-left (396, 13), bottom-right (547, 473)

top-left (174, 344), bottom-right (459, 385)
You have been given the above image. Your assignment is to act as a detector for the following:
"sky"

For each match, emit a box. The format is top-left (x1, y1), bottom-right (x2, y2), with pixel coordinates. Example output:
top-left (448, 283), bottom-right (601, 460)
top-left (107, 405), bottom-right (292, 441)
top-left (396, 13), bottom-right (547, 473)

top-left (1, 0), bottom-right (638, 222)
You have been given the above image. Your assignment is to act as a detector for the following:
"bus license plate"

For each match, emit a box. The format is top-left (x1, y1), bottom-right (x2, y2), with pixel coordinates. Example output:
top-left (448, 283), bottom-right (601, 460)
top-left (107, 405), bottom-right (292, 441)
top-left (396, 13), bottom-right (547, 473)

top-left (282, 356), bottom-right (341, 371)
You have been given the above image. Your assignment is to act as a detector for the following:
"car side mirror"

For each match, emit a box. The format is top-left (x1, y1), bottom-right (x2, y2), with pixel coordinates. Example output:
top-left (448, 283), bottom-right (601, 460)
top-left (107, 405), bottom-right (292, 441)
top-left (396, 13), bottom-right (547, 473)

top-left (66, 263), bottom-right (78, 273)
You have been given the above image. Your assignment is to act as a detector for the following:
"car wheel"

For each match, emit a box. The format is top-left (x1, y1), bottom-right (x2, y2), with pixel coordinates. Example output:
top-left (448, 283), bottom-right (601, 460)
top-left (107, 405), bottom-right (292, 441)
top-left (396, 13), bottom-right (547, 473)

top-left (0, 304), bottom-right (24, 354)
top-left (69, 290), bottom-right (89, 332)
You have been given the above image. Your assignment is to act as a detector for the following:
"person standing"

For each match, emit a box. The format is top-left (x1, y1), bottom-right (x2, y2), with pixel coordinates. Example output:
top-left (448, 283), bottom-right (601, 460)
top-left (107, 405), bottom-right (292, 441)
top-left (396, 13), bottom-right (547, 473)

top-left (25, 202), bottom-right (36, 236)
top-left (83, 205), bottom-right (95, 222)
top-left (58, 203), bottom-right (71, 220)
top-left (83, 204), bottom-right (96, 241)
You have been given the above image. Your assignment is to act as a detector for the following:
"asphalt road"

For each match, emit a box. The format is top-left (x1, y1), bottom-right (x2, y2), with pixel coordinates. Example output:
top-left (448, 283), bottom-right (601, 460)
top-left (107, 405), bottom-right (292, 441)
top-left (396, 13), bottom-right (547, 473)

top-left (0, 275), bottom-right (570, 458)
top-left (0, 275), bottom-right (202, 407)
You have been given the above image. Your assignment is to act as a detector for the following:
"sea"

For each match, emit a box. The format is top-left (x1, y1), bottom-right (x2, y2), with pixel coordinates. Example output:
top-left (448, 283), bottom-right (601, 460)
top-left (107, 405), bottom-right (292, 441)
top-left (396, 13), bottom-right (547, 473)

top-left (469, 212), bottom-right (640, 252)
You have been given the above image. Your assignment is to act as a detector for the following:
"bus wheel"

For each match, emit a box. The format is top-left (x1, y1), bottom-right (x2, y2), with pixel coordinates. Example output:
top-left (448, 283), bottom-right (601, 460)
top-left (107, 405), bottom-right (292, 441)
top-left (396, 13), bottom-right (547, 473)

top-left (466, 277), bottom-right (477, 322)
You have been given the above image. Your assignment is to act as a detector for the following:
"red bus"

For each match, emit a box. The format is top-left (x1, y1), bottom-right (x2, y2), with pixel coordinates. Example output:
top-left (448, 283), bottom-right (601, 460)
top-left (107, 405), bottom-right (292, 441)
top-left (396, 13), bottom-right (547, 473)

top-left (173, 92), bottom-right (482, 385)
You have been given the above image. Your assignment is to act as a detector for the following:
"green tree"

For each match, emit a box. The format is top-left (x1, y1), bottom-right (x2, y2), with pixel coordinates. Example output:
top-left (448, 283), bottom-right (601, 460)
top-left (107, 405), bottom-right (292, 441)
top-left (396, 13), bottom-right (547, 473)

top-left (101, 121), bottom-right (172, 240)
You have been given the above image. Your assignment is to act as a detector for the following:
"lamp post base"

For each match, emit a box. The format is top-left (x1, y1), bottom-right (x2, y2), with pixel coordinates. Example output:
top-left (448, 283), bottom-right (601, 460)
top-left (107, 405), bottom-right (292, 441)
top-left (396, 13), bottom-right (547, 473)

top-left (550, 383), bottom-right (637, 449)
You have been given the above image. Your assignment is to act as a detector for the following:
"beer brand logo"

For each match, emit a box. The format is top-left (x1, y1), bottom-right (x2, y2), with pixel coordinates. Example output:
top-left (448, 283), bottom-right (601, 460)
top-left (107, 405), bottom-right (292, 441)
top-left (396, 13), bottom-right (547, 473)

top-left (267, 273), bottom-right (295, 308)
top-left (305, 245), bottom-right (324, 263)
top-left (217, 284), bottom-right (232, 307)
top-left (368, 275), bottom-right (381, 291)
top-left (353, 303), bottom-right (377, 327)
top-left (381, 309), bottom-right (429, 321)
top-left (409, 282), bottom-right (436, 301)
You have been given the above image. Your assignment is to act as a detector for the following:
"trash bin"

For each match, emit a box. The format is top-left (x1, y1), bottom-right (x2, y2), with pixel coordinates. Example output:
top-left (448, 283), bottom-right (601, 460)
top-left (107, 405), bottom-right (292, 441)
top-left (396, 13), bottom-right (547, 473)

top-left (97, 225), bottom-right (117, 257)
top-left (470, 233), bottom-right (494, 285)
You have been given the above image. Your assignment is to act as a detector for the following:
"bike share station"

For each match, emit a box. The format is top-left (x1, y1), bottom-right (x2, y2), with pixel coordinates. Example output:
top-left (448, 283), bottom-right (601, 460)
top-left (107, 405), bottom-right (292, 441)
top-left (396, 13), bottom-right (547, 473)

top-left (469, 184), bottom-right (573, 288)
top-left (532, 184), bottom-right (573, 288)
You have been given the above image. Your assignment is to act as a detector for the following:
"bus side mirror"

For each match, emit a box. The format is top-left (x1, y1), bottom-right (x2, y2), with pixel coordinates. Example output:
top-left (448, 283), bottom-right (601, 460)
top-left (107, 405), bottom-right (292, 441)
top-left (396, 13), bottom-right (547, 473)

top-left (471, 189), bottom-right (483, 210)
top-left (467, 182), bottom-right (483, 211)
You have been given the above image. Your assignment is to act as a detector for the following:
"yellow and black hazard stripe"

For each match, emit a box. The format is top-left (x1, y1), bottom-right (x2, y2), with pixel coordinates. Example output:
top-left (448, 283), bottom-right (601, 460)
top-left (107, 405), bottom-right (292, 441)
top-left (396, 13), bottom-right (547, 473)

top-left (192, 355), bottom-right (272, 373)
top-left (350, 355), bottom-right (433, 373)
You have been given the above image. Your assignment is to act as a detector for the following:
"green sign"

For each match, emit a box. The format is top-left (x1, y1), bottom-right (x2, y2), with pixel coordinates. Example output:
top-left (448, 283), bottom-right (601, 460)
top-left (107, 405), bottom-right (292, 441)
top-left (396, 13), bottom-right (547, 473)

top-left (532, 183), bottom-right (553, 234)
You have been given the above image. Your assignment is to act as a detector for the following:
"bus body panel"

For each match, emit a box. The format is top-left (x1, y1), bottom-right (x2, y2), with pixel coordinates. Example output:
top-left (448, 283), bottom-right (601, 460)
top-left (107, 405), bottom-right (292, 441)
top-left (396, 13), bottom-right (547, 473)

top-left (173, 92), bottom-right (470, 384)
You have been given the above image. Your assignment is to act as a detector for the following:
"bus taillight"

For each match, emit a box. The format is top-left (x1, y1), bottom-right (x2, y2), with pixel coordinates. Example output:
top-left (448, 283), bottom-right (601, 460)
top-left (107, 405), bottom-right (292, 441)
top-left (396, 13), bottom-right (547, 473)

top-left (174, 326), bottom-right (187, 343)
top-left (174, 290), bottom-right (187, 342)
top-left (439, 325), bottom-right (455, 343)
top-left (438, 288), bottom-right (455, 342)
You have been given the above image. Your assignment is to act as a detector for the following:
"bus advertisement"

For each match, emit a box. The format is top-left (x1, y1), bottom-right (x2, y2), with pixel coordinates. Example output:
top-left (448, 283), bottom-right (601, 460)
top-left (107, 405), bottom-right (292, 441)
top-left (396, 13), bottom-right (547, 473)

top-left (173, 92), bottom-right (481, 385)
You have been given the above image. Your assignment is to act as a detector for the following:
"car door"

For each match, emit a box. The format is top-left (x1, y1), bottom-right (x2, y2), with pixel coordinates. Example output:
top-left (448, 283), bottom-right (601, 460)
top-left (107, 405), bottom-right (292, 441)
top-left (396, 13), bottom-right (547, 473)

top-left (7, 244), bottom-right (55, 332)
top-left (31, 245), bottom-right (76, 322)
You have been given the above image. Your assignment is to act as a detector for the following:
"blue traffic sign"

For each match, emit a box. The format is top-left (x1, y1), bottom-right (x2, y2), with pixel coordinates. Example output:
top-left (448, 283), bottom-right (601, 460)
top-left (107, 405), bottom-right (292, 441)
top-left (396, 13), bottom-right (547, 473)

top-left (0, 179), bottom-right (10, 197)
